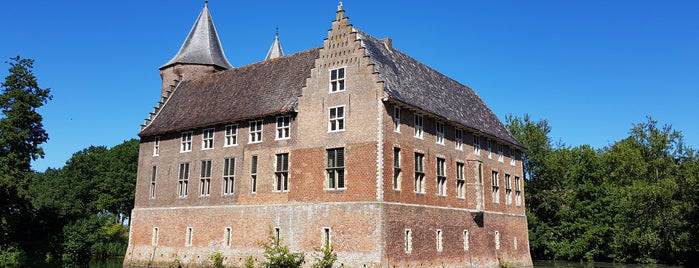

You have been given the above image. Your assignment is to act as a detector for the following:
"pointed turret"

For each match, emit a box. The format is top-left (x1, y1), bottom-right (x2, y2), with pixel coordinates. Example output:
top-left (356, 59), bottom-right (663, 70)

top-left (265, 29), bottom-right (285, 60)
top-left (159, 2), bottom-right (232, 98)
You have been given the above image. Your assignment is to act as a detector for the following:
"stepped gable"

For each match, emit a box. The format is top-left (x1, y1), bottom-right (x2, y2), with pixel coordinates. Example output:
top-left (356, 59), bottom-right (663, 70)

top-left (140, 48), bottom-right (320, 136)
top-left (356, 30), bottom-right (522, 147)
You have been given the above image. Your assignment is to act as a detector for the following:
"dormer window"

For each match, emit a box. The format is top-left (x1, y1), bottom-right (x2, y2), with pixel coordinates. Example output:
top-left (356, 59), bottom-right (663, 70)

top-left (330, 67), bottom-right (346, 92)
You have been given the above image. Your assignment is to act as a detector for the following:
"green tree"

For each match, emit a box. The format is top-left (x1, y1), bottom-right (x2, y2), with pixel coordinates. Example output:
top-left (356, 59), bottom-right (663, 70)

top-left (260, 228), bottom-right (304, 268)
top-left (98, 139), bottom-right (138, 224)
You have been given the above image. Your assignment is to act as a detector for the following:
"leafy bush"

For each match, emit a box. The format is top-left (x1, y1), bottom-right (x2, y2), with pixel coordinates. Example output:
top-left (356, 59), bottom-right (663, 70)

top-left (260, 228), bottom-right (304, 268)
top-left (311, 245), bottom-right (337, 268)
top-left (0, 245), bottom-right (27, 268)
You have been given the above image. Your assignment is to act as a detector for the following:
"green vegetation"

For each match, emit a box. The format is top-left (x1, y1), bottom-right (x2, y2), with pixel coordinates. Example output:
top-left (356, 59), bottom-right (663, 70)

top-left (260, 228), bottom-right (305, 268)
top-left (507, 114), bottom-right (699, 264)
top-left (311, 245), bottom-right (337, 268)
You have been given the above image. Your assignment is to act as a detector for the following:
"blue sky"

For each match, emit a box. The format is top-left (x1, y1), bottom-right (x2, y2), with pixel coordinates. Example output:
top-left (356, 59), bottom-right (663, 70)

top-left (1, 0), bottom-right (697, 171)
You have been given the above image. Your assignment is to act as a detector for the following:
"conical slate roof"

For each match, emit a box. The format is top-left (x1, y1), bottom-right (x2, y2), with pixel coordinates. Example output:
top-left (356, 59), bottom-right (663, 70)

top-left (265, 30), bottom-right (285, 60)
top-left (161, 4), bottom-right (233, 70)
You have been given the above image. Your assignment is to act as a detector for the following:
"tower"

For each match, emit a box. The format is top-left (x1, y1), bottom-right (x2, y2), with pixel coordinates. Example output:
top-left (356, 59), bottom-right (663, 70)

top-left (265, 28), bottom-right (285, 60)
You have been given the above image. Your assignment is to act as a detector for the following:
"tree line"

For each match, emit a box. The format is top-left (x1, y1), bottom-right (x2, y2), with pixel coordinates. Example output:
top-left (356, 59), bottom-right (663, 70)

top-left (507, 114), bottom-right (699, 264)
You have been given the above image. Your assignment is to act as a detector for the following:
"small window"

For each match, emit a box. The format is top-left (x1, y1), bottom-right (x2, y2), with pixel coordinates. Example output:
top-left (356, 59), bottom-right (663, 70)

top-left (200, 160), bottom-right (212, 197)
top-left (393, 147), bottom-right (401, 191)
top-left (185, 227), bottom-right (193, 247)
top-left (150, 166), bottom-right (157, 199)
top-left (225, 124), bottom-right (238, 146)
top-left (436, 158), bottom-right (446, 196)
top-left (404, 229), bottom-right (413, 254)
top-left (497, 143), bottom-right (504, 162)
top-left (393, 106), bottom-right (401, 133)
top-left (487, 139), bottom-right (492, 159)
top-left (330, 67), bottom-right (346, 92)
top-left (436, 122), bottom-right (444, 145)
top-left (178, 163), bottom-right (190, 197)
top-left (505, 174), bottom-right (512, 205)
top-left (202, 128), bottom-right (215, 149)
top-left (478, 163), bottom-right (483, 184)
top-left (495, 230), bottom-right (500, 250)
top-left (224, 227), bottom-right (232, 247)
top-left (455, 129), bottom-right (463, 151)
top-left (456, 162), bottom-right (465, 198)
top-left (251, 155), bottom-right (258, 194)
top-left (328, 106), bottom-right (345, 132)
top-left (276, 115), bottom-right (291, 140)
top-left (223, 158), bottom-right (235, 195)
top-left (153, 136), bottom-right (160, 156)
top-left (414, 153), bottom-right (425, 193)
top-left (152, 227), bottom-right (159, 246)
top-left (515, 176), bottom-right (522, 206)
top-left (463, 230), bottom-right (470, 251)
top-left (473, 135), bottom-right (480, 156)
top-left (327, 148), bottom-right (345, 190)
top-left (249, 120), bottom-right (263, 144)
top-left (436, 229), bottom-right (443, 252)
top-left (322, 227), bottom-right (331, 248)
top-left (413, 114), bottom-right (423, 139)
top-left (492, 171), bottom-right (500, 204)
top-left (510, 147), bottom-right (516, 166)
top-left (181, 131), bottom-right (193, 152)
top-left (275, 153), bottom-right (289, 192)
top-left (274, 227), bottom-right (281, 242)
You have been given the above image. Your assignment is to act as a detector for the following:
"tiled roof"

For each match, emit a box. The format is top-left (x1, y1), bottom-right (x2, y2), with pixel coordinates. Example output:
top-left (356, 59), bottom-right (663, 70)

top-left (140, 48), bottom-right (319, 136)
top-left (356, 31), bottom-right (523, 147)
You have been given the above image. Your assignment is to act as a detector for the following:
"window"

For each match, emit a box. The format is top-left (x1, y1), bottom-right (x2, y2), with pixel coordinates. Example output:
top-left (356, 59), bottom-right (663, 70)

top-left (330, 67), bottom-right (345, 92)
top-left (153, 136), bottom-right (160, 156)
top-left (455, 129), bottom-right (463, 150)
top-left (492, 171), bottom-right (500, 203)
top-left (249, 120), bottom-right (263, 143)
top-left (224, 227), bottom-right (232, 247)
top-left (497, 142), bottom-right (504, 162)
top-left (225, 124), bottom-right (238, 146)
top-left (223, 158), bottom-right (235, 195)
top-left (150, 166), bottom-right (157, 199)
top-left (275, 153), bottom-right (289, 192)
top-left (414, 153), bottom-right (425, 193)
top-left (327, 148), bottom-right (345, 189)
top-left (510, 148), bottom-right (516, 166)
top-left (505, 174), bottom-right (512, 205)
top-left (322, 227), bottom-right (331, 248)
top-left (495, 230), bottom-right (501, 250)
top-left (181, 131), bottom-right (193, 152)
top-left (487, 139), bottom-right (492, 159)
top-left (393, 147), bottom-right (401, 190)
top-left (478, 163), bottom-right (483, 184)
top-left (152, 227), bottom-right (159, 246)
top-left (274, 227), bottom-right (281, 242)
top-left (436, 229), bottom-right (443, 252)
top-left (436, 158), bottom-right (446, 196)
top-left (436, 122), bottom-right (444, 145)
top-left (413, 114), bottom-right (423, 139)
top-left (463, 230), bottom-right (470, 251)
top-left (178, 163), bottom-right (190, 197)
top-left (276, 115), bottom-right (291, 140)
top-left (202, 128), bottom-right (215, 149)
top-left (404, 229), bottom-right (413, 254)
top-left (251, 155), bottom-right (258, 194)
top-left (456, 162), bottom-right (465, 198)
top-left (393, 107), bottom-right (401, 132)
top-left (514, 236), bottom-right (518, 250)
top-left (328, 106), bottom-right (345, 132)
top-left (185, 227), bottom-right (193, 247)
top-left (473, 135), bottom-right (480, 156)
top-left (515, 176), bottom-right (522, 206)
top-left (200, 160), bottom-right (212, 196)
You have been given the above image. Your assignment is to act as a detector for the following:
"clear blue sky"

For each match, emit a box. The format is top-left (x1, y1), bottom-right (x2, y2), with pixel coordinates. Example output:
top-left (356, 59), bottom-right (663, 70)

top-left (1, 0), bottom-right (697, 171)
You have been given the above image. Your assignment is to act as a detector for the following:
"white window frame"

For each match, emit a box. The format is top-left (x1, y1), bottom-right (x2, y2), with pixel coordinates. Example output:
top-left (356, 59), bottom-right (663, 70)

top-left (393, 106), bottom-right (401, 133)
top-left (414, 153), bottom-right (425, 194)
top-left (414, 113), bottom-right (423, 139)
top-left (328, 106), bottom-right (345, 132)
top-left (322, 227), bottom-right (332, 248)
top-left (224, 227), bottom-right (232, 247)
top-left (455, 129), bottom-right (463, 151)
top-left (510, 148), bottom-right (516, 166)
top-left (275, 153), bottom-right (290, 192)
top-left (492, 171), bottom-right (500, 204)
top-left (178, 162), bottom-right (190, 197)
top-left (436, 229), bottom-right (444, 252)
top-left (249, 120), bottom-right (263, 144)
top-left (505, 174), bottom-right (512, 205)
top-left (200, 160), bottom-right (212, 197)
top-left (463, 230), bottom-right (470, 251)
top-left (181, 131), bottom-right (193, 152)
top-left (223, 158), bottom-right (235, 195)
top-left (202, 128), bottom-right (215, 150)
top-left (153, 136), bottom-right (160, 156)
top-left (150, 166), bottom-right (157, 199)
top-left (251, 155), bottom-right (258, 194)
top-left (515, 176), bottom-right (522, 206)
top-left (185, 227), bottom-right (193, 247)
top-left (487, 139), bottom-right (493, 159)
top-left (473, 135), bottom-right (481, 156)
top-left (152, 227), bottom-right (159, 246)
top-left (436, 158), bottom-right (446, 196)
top-left (329, 67), bottom-right (346, 93)
top-left (436, 122), bottom-right (444, 145)
top-left (393, 147), bottom-right (401, 191)
top-left (404, 229), bottom-right (413, 254)
top-left (456, 162), bottom-right (465, 198)
top-left (276, 115), bottom-right (291, 140)
top-left (327, 148), bottom-right (346, 190)
top-left (225, 124), bottom-right (238, 146)
top-left (497, 142), bottom-right (504, 162)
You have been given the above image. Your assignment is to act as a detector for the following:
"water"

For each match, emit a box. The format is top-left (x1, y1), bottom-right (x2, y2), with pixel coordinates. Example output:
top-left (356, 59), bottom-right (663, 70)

top-left (534, 260), bottom-right (697, 268)
top-left (89, 258), bottom-right (123, 268)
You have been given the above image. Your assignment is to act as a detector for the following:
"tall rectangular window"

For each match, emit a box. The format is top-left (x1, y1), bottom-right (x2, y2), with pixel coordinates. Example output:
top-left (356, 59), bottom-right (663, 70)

top-left (393, 106), bottom-right (401, 132)
top-left (327, 148), bottom-right (345, 189)
top-left (487, 139), bottom-right (493, 159)
top-left (455, 129), bottom-right (463, 150)
top-left (322, 227), bottom-right (331, 248)
top-left (178, 163), bottom-right (190, 197)
top-left (251, 155), bottom-right (258, 194)
top-left (436, 229), bottom-right (444, 252)
top-left (414, 153), bottom-right (425, 193)
top-left (515, 176), bottom-right (522, 206)
top-left (497, 142), bottom-right (504, 162)
top-left (456, 162), bottom-right (465, 198)
top-left (330, 67), bottom-right (345, 92)
top-left (436, 158), bottom-right (446, 196)
top-left (328, 106), bottom-right (345, 132)
top-left (152, 227), bottom-right (159, 246)
top-left (436, 122), bottom-right (444, 145)
top-left (181, 131), bottom-right (193, 152)
top-left (463, 230), bottom-right (470, 251)
top-left (150, 166), bottom-right (157, 199)
top-left (492, 171), bottom-right (500, 204)
top-left (223, 158), bottom-right (235, 195)
top-left (510, 147), bottom-right (516, 166)
top-left (249, 120), bottom-right (263, 143)
top-left (153, 136), bottom-right (160, 156)
top-left (276, 115), bottom-right (291, 140)
top-left (414, 114), bottom-right (423, 139)
top-left (275, 153), bottom-right (289, 192)
top-left (473, 135), bottom-right (480, 156)
top-left (185, 227), bottom-right (193, 247)
top-left (224, 227), bottom-right (232, 247)
top-left (393, 147), bottom-right (401, 190)
top-left (200, 160), bottom-right (212, 196)
top-left (404, 229), bottom-right (413, 254)
top-left (505, 174), bottom-right (512, 205)
top-left (202, 128), bottom-right (215, 149)
top-left (225, 124), bottom-right (238, 146)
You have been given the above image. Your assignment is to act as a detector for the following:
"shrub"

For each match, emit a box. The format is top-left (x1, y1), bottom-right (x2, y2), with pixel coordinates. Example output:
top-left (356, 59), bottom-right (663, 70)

top-left (259, 228), bottom-right (304, 268)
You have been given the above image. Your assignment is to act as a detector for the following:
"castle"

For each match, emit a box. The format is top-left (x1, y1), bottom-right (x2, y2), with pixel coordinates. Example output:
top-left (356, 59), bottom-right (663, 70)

top-left (125, 3), bottom-right (533, 267)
